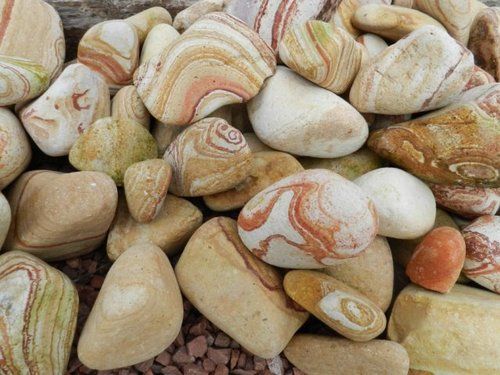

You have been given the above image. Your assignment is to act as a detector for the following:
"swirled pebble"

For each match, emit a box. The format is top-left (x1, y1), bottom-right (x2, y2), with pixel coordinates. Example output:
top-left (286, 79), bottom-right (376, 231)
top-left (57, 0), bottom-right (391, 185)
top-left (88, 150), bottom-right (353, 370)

top-left (173, 0), bottom-right (224, 32)
top-left (134, 12), bottom-right (276, 126)
top-left (125, 7), bottom-right (172, 43)
top-left (164, 117), bottom-right (252, 197)
top-left (323, 236), bottom-right (393, 311)
top-left (284, 334), bottom-right (409, 375)
top-left (0, 0), bottom-right (65, 80)
top-left (124, 159), bottom-right (172, 223)
top-left (140, 24), bottom-right (179, 64)
top-left (20, 63), bottom-right (110, 157)
top-left (353, 4), bottom-right (446, 41)
top-left (69, 117), bottom-right (158, 185)
top-left (78, 20), bottom-right (140, 90)
top-left (356, 33), bottom-right (388, 59)
top-left (368, 83), bottom-right (500, 187)
top-left (330, 0), bottom-right (391, 37)
top-left (430, 184), bottom-right (500, 218)
top-left (0, 108), bottom-right (31, 190)
top-left (175, 217), bottom-right (308, 358)
top-left (78, 243), bottom-right (183, 370)
top-left (0, 251), bottom-right (78, 375)
top-left (284, 270), bottom-right (386, 341)
top-left (406, 227), bottom-right (466, 293)
top-left (0, 55), bottom-right (49, 106)
top-left (279, 21), bottom-right (364, 94)
top-left (354, 168), bottom-right (436, 239)
top-left (248, 67), bottom-right (368, 158)
top-left (204, 151), bottom-right (304, 211)
top-left (388, 284), bottom-right (500, 374)
top-left (107, 195), bottom-right (202, 261)
top-left (0, 193), bottom-right (10, 249)
top-left (237, 169), bottom-right (378, 269)
top-left (468, 7), bottom-right (500, 81)
top-left (350, 26), bottom-right (474, 115)
top-left (463, 215), bottom-right (500, 294)
top-left (111, 85), bottom-right (150, 129)
top-left (5, 170), bottom-right (117, 261)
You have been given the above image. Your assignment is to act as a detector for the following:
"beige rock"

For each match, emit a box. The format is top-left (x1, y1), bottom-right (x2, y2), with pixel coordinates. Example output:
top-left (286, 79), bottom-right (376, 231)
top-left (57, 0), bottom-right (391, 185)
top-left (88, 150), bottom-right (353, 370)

top-left (124, 159), bottom-right (172, 223)
top-left (125, 7), bottom-right (172, 43)
top-left (248, 67), bottom-right (368, 158)
top-left (173, 0), bottom-right (224, 32)
top-left (353, 4), bottom-right (445, 41)
top-left (464, 65), bottom-right (496, 91)
top-left (203, 151), bottom-right (304, 211)
top-left (5, 170), bottom-right (118, 261)
top-left (153, 121), bottom-right (184, 155)
top-left (242, 132), bottom-right (272, 152)
top-left (20, 63), bottom-right (110, 157)
top-left (356, 33), bottom-right (388, 59)
top-left (164, 117), bottom-right (252, 197)
top-left (0, 108), bottom-right (31, 190)
top-left (284, 334), bottom-right (410, 375)
top-left (350, 26), bottom-right (474, 115)
top-left (111, 85), bottom-right (150, 129)
top-left (78, 243), bottom-right (183, 370)
top-left (175, 217), bottom-right (308, 358)
top-left (107, 195), bottom-right (203, 261)
top-left (0, 193), bottom-right (10, 249)
top-left (330, 0), bottom-right (392, 37)
top-left (140, 24), bottom-right (180, 64)
top-left (388, 284), bottom-right (500, 374)
top-left (323, 236), bottom-right (393, 311)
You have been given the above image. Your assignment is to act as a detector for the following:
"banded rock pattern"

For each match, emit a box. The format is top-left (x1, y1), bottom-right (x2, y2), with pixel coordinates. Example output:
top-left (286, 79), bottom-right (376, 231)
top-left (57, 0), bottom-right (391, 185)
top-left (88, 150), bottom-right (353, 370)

top-left (134, 12), bottom-right (276, 126)
top-left (125, 7), bottom-right (172, 43)
top-left (111, 85), bottom-right (150, 129)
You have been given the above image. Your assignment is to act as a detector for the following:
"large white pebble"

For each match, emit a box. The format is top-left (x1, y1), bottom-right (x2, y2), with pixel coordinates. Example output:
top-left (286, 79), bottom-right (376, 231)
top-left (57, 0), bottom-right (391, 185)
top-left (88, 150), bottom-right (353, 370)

top-left (247, 66), bottom-right (368, 158)
top-left (354, 168), bottom-right (436, 239)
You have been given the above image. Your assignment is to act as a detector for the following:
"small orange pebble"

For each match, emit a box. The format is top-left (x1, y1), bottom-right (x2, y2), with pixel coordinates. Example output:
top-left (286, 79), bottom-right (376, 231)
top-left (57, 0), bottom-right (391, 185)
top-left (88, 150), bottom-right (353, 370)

top-left (406, 227), bottom-right (466, 293)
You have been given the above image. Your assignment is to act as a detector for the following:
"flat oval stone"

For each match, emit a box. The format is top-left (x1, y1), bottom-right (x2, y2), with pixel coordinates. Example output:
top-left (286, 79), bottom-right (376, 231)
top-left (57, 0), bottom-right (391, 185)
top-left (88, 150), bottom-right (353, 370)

top-left (353, 4), bottom-right (446, 40)
top-left (284, 334), bottom-right (409, 375)
top-left (330, 0), bottom-right (391, 37)
top-left (69, 117), bottom-right (158, 185)
top-left (203, 151), bottom-right (304, 211)
top-left (279, 21), bottom-right (364, 94)
top-left (356, 33), bottom-right (388, 59)
top-left (140, 24), bottom-right (179, 64)
top-left (388, 284), bottom-right (500, 374)
top-left (111, 85), bottom-right (150, 129)
top-left (107, 195), bottom-right (203, 261)
top-left (323, 236), bottom-right (394, 311)
top-left (406, 227), bottom-right (466, 293)
top-left (0, 251), bottom-right (78, 375)
top-left (134, 12), bottom-right (276, 126)
top-left (5, 170), bottom-right (118, 261)
top-left (350, 25), bottom-right (474, 115)
top-left (124, 159), bottom-right (172, 223)
top-left (284, 270), bottom-right (386, 341)
top-left (0, 108), bottom-right (31, 190)
top-left (175, 217), bottom-right (308, 358)
top-left (238, 169), bottom-right (378, 269)
top-left (78, 243), bottom-right (183, 370)
top-left (20, 63), bottom-right (110, 157)
top-left (368, 83), bottom-right (500, 187)
top-left (164, 117), bottom-right (252, 197)
top-left (125, 7), bottom-right (172, 43)
top-left (355, 168), bottom-right (436, 239)
top-left (173, 0), bottom-right (224, 32)
top-left (463, 215), bottom-right (500, 294)
top-left (248, 67), bottom-right (368, 158)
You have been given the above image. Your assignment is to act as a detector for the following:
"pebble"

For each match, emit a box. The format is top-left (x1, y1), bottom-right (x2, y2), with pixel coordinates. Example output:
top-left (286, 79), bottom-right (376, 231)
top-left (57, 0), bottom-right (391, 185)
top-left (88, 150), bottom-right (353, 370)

top-left (238, 169), bottom-right (378, 268)
top-left (106, 195), bottom-right (202, 261)
top-left (0, 193), bottom-right (11, 249)
top-left (0, 251), bottom-right (78, 374)
top-left (279, 21), bottom-right (364, 94)
top-left (350, 25), bottom-right (474, 115)
top-left (356, 33), bottom-right (388, 59)
top-left (463, 215), bottom-right (500, 294)
top-left (354, 168), bottom-right (436, 239)
top-left (468, 7), bottom-right (500, 81)
top-left (20, 63), bottom-right (110, 156)
top-left (203, 151), bottom-right (304, 211)
top-left (111, 85), bottom-right (150, 129)
top-left (368, 83), bottom-right (500, 187)
top-left (353, 4), bottom-right (445, 40)
top-left (164, 118), bottom-right (252, 197)
top-left (125, 7), bottom-right (172, 43)
top-left (5, 170), bottom-right (117, 261)
top-left (140, 24), bottom-right (180, 64)
top-left (406, 227), bottom-right (466, 293)
top-left (284, 334), bottom-right (409, 375)
top-left (248, 67), bottom-right (368, 158)
top-left (0, 108), bottom-right (32, 190)
top-left (69, 117), bottom-right (157, 185)
top-left (134, 13), bottom-right (276, 126)
top-left (388, 284), bottom-right (500, 374)
top-left (322, 236), bottom-right (394, 311)
top-left (330, 0), bottom-right (391, 37)
top-left (175, 217), bottom-right (309, 358)
top-left (173, 0), bottom-right (224, 32)
top-left (78, 244), bottom-right (183, 370)
top-left (464, 65), bottom-right (496, 91)
top-left (284, 270), bottom-right (386, 341)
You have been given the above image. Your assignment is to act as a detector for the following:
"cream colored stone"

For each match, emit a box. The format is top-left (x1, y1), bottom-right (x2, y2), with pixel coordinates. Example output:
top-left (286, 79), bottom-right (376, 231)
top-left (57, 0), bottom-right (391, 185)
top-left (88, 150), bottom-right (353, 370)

top-left (0, 193), bottom-right (11, 250)
top-left (356, 33), bottom-right (388, 59)
top-left (140, 24), bottom-right (180, 64)
top-left (125, 7), bottom-right (172, 43)
top-left (173, 0), bottom-right (224, 32)
top-left (111, 85), bottom-right (150, 129)
top-left (152, 121), bottom-right (184, 155)
top-left (330, 0), bottom-right (392, 37)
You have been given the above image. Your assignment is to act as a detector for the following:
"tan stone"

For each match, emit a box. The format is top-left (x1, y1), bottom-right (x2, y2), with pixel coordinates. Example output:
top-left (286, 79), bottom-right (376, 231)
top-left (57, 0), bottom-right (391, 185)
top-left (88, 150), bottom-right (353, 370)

top-left (140, 24), bottom-right (179, 64)
top-left (125, 7), bottom-right (172, 43)
top-left (173, 0), bottom-right (224, 32)
top-left (0, 193), bottom-right (11, 249)
top-left (111, 85), bottom-right (150, 129)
